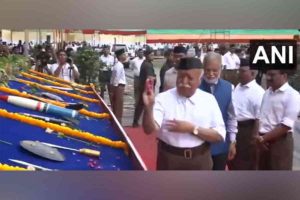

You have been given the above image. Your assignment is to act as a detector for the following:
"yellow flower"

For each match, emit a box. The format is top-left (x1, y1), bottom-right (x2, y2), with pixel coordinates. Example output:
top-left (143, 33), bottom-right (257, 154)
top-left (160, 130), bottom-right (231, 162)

top-left (0, 163), bottom-right (29, 171)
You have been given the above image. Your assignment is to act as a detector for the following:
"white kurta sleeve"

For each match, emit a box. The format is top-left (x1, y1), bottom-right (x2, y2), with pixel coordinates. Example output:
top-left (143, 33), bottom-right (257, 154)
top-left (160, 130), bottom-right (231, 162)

top-left (227, 84), bottom-right (238, 142)
top-left (281, 93), bottom-right (300, 129)
top-left (153, 94), bottom-right (165, 128)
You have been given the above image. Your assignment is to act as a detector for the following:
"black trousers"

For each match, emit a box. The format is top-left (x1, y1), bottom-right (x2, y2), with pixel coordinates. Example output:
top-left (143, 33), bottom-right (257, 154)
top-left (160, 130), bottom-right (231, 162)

top-left (133, 87), bottom-right (144, 124)
top-left (212, 153), bottom-right (228, 170)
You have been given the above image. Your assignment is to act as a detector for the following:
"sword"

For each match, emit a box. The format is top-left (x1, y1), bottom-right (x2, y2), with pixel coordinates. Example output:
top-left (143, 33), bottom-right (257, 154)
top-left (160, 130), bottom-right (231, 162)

top-left (9, 159), bottom-right (55, 171)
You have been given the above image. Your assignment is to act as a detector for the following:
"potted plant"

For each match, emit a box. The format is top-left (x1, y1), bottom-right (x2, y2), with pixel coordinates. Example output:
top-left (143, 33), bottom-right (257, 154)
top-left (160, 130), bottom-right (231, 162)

top-left (0, 54), bottom-right (31, 86)
top-left (74, 46), bottom-right (104, 91)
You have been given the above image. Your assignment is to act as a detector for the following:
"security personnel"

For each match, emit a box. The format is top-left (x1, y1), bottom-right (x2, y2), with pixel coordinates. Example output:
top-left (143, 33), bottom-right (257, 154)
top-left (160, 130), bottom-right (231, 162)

top-left (110, 49), bottom-right (127, 124)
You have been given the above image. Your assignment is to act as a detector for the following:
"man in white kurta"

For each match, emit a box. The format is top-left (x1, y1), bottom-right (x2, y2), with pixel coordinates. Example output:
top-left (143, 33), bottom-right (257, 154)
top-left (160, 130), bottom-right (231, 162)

top-left (229, 58), bottom-right (265, 170)
top-left (51, 50), bottom-right (80, 82)
top-left (129, 49), bottom-right (145, 104)
top-left (256, 70), bottom-right (300, 170)
top-left (142, 57), bottom-right (226, 170)
top-left (110, 49), bottom-right (127, 124)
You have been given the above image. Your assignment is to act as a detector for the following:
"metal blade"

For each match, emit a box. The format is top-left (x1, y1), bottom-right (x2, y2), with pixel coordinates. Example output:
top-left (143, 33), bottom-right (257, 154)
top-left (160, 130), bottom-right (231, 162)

top-left (41, 142), bottom-right (79, 152)
top-left (9, 159), bottom-right (54, 171)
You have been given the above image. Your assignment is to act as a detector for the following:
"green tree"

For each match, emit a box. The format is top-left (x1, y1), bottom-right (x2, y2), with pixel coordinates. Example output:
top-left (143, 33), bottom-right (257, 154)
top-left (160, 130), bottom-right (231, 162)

top-left (74, 47), bottom-right (103, 88)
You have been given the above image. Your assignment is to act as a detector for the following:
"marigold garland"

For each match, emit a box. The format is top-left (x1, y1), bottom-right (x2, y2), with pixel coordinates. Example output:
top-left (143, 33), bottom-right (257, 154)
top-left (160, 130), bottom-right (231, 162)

top-left (0, 163), bottom-right (29, 171)
top-left (79, 109), bottom-right (110, 119)
top-left (21, 72), bottom-right (94, 95)
top-left (29, 69), bottom-right (90, 90)
top-left (16, 78), bottom-right (99, 103)
top-left (0, 86), bottom-right (110, 119)
top-left (0, 109), bottom-right (127, 152)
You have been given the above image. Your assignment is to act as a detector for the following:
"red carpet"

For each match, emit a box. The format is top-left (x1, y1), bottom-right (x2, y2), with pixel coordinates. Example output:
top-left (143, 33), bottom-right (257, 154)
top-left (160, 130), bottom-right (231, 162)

top-left (125, 127), bottom-right (230, 171)
top-left (124, 127), bottom-right (157, 170)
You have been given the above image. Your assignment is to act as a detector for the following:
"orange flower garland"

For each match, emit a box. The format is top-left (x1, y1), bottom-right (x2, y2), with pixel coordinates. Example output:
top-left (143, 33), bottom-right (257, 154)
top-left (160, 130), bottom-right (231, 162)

top-left (0, 109), bottom-right (128, 152)
top-left (29, 69), bottom-right (90, 90)
top-left (0, 86), bottom-right (110, 119)
top-left (21, 72), bottom-right (94, 95)
top-left (0, 163), bottom-right (29, 171)
top-left (79, 109), bottom-right (110, 119)
top-left (16, 78), bottom-right (99, 103)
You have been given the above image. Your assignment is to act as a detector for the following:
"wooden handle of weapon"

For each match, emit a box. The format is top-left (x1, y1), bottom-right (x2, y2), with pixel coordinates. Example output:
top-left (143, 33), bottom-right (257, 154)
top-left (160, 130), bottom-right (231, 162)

top-left (79, 148), bottom-right (101, 157)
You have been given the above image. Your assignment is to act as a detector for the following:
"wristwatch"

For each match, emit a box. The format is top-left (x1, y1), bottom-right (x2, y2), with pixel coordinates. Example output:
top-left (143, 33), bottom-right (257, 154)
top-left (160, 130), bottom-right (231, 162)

top-left (192, 126), bottom-right (199, 136)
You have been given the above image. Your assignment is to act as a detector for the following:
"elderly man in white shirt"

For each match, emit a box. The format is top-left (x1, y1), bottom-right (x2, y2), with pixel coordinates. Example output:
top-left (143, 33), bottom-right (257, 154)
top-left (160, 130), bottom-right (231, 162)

top-left (142, 57), bottom-right (226, 170)
top-left (199, 52), bottom-right (238, 170)
top-left (229, 58), bottom-right (265, 170)
top-left (110, 49), bottom-right (127, 124)
top-left (51, 50), bottom-right (80, 82)
top-left (130, 49), bottom-right (145, 104)
top-left (256, 70), bottom-right (300, 170)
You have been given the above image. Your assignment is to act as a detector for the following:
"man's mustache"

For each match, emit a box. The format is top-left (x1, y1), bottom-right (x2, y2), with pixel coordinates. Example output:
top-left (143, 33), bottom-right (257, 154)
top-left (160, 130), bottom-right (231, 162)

top-left (178, 83), bottom-right (192, 88)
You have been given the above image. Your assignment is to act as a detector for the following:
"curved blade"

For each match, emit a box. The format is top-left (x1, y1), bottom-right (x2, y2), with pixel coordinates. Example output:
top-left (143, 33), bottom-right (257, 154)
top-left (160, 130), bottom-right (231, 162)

top-left (20, 140), bottom-right (65, 162)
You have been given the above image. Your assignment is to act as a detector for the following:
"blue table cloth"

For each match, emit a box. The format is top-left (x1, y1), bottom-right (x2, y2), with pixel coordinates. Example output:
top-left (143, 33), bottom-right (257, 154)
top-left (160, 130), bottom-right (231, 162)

top-left (0, 77), bottom-right (134, 170)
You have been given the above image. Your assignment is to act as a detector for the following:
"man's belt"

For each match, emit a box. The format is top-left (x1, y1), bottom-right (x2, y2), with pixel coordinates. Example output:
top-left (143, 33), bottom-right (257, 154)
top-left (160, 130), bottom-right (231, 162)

top-left (238, 119), bottom-right (255, 126)
top-left (158, 140), bottom-right (209, 159)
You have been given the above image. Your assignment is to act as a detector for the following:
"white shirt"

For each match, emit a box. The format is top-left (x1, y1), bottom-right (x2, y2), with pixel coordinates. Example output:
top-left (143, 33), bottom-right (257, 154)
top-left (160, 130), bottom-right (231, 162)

top-left (130, 57), bottom-right (145, 77)
top-left (100, 55), bottom-right (115, 71)
top-left (233, 80), bottom-right (265, 121)
top-left (223, 52), bottom-right (240, 70)
top-left (163, 67), bottom-right (177, 91)
top-left (221, 55), bottom-right (226, 70)
top-left (110, 61), bottom-right (126, 86)
top-left (50, 63), bottom-right (79, 82)
top-left (153, 88), bottom-right (226, 148)
top-left (259, 82), bottom-right (300, 134)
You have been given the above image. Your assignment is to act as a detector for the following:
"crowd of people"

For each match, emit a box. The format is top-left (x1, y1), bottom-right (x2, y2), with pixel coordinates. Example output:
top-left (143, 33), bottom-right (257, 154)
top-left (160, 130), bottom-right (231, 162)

top-left (113, 43), bottom-right (299, 171)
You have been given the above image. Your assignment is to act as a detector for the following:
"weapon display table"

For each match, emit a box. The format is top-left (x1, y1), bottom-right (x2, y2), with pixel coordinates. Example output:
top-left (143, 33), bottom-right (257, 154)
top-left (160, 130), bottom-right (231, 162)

top-left (0, 71), bottom-right (146, 171)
